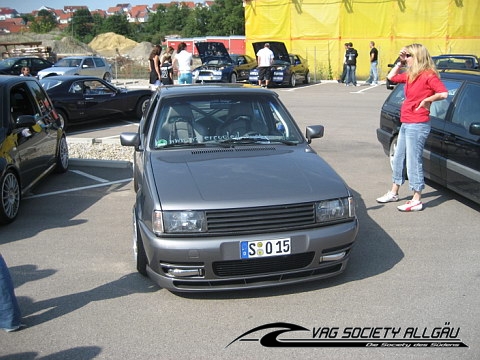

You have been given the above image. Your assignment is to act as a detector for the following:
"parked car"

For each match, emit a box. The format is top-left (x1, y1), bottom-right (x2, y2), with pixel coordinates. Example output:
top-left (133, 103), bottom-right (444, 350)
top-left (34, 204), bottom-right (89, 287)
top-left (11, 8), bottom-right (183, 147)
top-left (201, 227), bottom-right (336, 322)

top-left (376, 69), bottom-right (480, 205)
top-left (0, 76), bottom-right (68, 225)
top-left (120, 83), bottom-right (358, 292)
top-left (249, 41), bottom-right (310, 87)
top-left (37, 56), bottom-right (113, 81)
top-left (432, 54), bottom-right (479, 70)
top-left (0, 56), bottom-right (54, 76)
top-left (192, 42), bottom-right (257, 83)
top-left (40, 76), bottom-right (151, 129)
top-left (386, 54), bottom-right (480, 89)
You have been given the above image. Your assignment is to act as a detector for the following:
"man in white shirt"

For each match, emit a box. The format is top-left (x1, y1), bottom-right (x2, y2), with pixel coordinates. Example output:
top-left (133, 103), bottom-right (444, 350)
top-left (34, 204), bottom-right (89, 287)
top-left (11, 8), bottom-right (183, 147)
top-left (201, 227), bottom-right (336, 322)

top-left (173, 42), bottom-right (193, 84)
top-left (256, 43), bottom-right (274, 87)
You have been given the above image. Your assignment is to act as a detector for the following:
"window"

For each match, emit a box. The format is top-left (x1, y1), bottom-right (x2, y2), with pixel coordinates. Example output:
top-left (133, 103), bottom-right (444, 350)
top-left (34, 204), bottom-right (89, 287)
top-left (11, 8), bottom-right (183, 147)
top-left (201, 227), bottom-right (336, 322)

top-left (93, 57), bottom-right (106, 67)
top-left (450, 82), bottom-right (480, 131)
top-left (83, 58), bottom-right (94, 68)
top-left (429, 79), bottom-right (461, 120)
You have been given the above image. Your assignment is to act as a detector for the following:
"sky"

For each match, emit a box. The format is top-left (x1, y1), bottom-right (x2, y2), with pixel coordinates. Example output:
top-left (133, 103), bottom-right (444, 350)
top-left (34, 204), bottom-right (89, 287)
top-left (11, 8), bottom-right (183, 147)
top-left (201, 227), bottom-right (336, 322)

top-left (2, 1), bottom-right (173, 14)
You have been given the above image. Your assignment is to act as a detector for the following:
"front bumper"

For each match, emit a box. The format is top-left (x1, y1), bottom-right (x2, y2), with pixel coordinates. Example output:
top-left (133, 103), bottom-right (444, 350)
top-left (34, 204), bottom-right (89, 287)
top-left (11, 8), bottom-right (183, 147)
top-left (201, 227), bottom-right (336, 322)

top-left (138, 218), bottom-right (359, 292)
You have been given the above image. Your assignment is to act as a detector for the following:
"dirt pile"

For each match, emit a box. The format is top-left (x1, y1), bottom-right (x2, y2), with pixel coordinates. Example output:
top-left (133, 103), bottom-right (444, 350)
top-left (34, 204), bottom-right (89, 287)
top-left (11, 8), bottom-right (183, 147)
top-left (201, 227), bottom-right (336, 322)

top-left (89, 32), bottom-right (149, 58)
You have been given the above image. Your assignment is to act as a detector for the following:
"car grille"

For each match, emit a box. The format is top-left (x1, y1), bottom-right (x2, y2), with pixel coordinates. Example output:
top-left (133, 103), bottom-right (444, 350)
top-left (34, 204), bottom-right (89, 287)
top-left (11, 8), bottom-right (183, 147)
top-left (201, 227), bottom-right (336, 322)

top-left (213, 252), bottom-right (315, 277)
top-left (206, 203), bottom-right (316, 233)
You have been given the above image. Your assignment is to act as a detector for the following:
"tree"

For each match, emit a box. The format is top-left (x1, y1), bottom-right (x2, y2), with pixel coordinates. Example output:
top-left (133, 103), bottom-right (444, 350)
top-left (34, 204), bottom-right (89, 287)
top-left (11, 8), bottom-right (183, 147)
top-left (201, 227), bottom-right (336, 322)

top-left (101, 14), bottom-right (132, 37)
top-left (207, 0), bottom-right (244, 35)
top-left (30, 9), bottom-right (57, 33)
top-left (67, 9), bottom-right (94, 42)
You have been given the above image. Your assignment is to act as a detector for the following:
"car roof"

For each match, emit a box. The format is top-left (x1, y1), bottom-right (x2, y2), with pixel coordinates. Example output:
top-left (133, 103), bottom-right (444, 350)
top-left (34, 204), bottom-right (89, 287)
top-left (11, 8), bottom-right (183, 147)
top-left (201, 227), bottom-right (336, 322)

top-left (439, 69), bottom-right (480, 79)
top-left (0, 56), bottom-right (44, 60)
top-left (157, 83), bottom-right (280, 98)
top-left (40, 75), bottom-right (106, 81)
top-left (0, 75), bottom-right (40, 85)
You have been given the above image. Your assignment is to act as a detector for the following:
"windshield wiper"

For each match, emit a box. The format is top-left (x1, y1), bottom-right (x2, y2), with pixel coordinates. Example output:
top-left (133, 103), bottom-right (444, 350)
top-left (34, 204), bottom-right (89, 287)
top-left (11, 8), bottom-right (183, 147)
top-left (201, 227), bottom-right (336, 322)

top-left (156, 142), bottom-right (206, 149)
top-left (219, 137), bottom-right (297, 146)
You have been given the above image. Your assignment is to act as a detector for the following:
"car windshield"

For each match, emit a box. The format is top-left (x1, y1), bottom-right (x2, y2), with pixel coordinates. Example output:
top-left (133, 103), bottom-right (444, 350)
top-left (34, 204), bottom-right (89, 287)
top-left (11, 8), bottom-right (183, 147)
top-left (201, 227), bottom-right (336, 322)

top-left (0, 59), bottom-right (16, 68)
top-left (40, 78), bottom-right (63, 90)
top-left (150, 94), bottom-right (303, 149)
top-left (55, 58), bottom-right (82, 67)
top-left (433, 56), bottom-right (477, 69)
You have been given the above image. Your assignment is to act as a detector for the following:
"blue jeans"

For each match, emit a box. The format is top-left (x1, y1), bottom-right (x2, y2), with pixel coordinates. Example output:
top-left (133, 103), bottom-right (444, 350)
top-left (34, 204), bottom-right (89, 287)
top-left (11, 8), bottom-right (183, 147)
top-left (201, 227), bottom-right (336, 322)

top-left (0, 255), bottom-right (22, 331)
top-left (345, 65), bottom-right (357, 85)
top-left (366, 61), bottom-right (378, 84)
top-left (392, 122), bottom-right (431, 192)
top-left (178, 72), bottom-right (192, 84)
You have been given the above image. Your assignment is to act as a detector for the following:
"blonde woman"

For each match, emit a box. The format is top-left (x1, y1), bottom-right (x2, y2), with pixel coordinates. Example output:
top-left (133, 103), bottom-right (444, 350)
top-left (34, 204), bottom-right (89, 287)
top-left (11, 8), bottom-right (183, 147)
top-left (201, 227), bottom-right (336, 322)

top-left (377, 44), bottom-right (448, 211)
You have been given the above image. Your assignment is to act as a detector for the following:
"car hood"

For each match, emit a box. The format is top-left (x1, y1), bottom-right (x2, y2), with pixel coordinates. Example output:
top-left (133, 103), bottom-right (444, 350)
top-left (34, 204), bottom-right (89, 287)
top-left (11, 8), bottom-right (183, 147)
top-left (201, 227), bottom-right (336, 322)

top-left (195, 42), bottom-right (232, 64)
top-left (252, 41), bottom-right (290, 62)
top-left (148, 146), bottom-right (349, 210)
top-left (39, 67), bottom-right (76, 74)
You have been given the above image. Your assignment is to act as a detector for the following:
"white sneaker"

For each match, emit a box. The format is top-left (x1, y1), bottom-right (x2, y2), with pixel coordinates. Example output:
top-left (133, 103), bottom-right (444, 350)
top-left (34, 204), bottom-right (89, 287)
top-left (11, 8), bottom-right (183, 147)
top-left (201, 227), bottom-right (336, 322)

top-left (397, 200), bottom-right (423, 212)
top-left (376, 191), bottom-right (399, 203)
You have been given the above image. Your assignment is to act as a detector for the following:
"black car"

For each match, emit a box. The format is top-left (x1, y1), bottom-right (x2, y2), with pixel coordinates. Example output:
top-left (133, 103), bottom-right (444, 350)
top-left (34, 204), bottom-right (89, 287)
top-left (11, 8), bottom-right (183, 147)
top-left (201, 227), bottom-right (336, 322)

top-left (40, 76), bottom-right (151, 129)
top-left (376, 69), bottom-right (480, 205)
top-left (192, 42), bottom-right (257, 83)
top-left (432, 54), bottom-right (479, 70)
top-left (248, 41), bottom-right (310, 87)
top-left (0, 56), bottom-right (54, 76)
top-left (0, 76), bottom-right (68, 225)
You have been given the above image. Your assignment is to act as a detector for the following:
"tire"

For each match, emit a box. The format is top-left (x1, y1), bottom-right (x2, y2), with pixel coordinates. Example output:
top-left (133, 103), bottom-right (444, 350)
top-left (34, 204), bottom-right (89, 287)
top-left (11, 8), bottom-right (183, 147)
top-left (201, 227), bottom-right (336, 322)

top-left (0, 170), bottom-right (20, 225)
top-left (303, 71), bottom-right (310, 84)
top-left (55, 135), bottom-right (69, 173)
top-left (56, 109), bottom-right (68, 131)
top-left (103, 72), bottom-right (112, 82)
top-left (230, 73), bottom-right (237, 83)
top-left (136, 96), bottom-right (150, 119)
top-left (133, 213), bottom-right (148, 276)
top-left (389, 135), bottom-right (407, 178)
top-left (289, 73), bottom-right (296, 87)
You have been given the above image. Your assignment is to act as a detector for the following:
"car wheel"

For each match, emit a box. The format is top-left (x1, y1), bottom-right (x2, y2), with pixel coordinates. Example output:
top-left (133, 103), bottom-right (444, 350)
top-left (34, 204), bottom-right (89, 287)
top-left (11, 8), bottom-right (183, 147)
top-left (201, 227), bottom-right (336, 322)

top-left (56, 109), bottom-right (68, 131)
top-left (0, 170), bottom-right (20, 225)
top-left (136, 96), bottom-right (150, 119)
top-left (303, 71), bottom-right (310, 84)
top-left (289, 73), bottom-right (296, 87)
top-left (103, 72), bottom-right (112, 82)
top-left (55, 135), bottom-right (69, 173)
top-left (389, 135), bottom-right (407, 178)
top-left (133, 213), bottom-right (148, 276)
top-left (230, 73), bottom-right (237, 83)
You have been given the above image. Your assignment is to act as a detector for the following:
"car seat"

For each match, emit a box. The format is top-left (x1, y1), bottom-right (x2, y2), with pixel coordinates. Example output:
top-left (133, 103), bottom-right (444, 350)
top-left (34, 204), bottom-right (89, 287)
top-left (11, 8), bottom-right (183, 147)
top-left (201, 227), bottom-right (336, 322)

top-left (217, 102), bottom-right (267, 137)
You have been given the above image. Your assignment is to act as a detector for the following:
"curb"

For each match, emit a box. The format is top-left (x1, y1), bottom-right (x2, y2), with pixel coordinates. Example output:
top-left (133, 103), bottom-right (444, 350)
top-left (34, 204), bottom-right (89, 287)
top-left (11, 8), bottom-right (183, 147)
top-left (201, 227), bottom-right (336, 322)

top-left (69, 158), bottom-right (133, 169)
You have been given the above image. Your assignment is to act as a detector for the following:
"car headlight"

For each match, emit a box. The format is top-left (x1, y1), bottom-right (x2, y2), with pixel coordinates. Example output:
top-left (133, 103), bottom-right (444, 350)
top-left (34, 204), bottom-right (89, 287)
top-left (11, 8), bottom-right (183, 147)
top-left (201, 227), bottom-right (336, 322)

top-left (315, 197), bottom-right (355, 223)
top-left (153, 210), bottom-right (207, 234)
top-left (273, 66), bottom-right (287, 70)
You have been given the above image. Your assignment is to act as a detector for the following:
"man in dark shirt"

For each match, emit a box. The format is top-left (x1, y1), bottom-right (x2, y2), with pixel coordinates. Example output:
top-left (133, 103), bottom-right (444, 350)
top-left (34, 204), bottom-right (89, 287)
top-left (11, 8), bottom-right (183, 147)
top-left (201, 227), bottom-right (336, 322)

top-left (345, 42), bottom-right (358, 86)
top-left (365, 41), bottom-right (379, 85)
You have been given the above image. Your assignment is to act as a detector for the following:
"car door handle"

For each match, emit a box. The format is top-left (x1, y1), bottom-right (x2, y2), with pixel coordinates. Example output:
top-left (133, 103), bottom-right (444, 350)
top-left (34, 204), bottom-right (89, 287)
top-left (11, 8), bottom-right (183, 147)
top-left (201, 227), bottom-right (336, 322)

top-left (443, 135), bottom-right (456, 144)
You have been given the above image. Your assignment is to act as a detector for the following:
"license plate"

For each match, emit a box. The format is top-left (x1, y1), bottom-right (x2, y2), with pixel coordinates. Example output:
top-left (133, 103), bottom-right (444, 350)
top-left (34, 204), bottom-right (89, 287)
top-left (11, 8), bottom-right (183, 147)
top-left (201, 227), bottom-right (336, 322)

top-left (240, 238), bottom-right (291, 259)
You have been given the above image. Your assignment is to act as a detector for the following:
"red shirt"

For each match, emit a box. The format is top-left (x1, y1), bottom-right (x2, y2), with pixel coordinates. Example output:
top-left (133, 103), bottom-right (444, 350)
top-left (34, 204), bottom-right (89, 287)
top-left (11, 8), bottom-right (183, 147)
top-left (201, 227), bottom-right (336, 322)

top-left (391, 71), bottom-right (447, 123)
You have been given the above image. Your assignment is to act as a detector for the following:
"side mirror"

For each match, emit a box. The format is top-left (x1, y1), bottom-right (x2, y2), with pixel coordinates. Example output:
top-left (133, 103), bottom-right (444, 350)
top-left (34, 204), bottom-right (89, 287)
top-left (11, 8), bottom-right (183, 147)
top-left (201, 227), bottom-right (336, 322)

top-left (305, 125), bottom-right (324, 144)
top-left (120, 132), bottom-right (141, 150)
top-left (15, 115), bottom-right (37, 128)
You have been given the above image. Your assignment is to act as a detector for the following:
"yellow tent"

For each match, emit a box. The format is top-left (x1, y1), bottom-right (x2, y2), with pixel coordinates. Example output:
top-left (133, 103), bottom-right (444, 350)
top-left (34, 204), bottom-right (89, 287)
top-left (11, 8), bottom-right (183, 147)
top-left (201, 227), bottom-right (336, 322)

top-left (244, 0), bottom-right (480, 80)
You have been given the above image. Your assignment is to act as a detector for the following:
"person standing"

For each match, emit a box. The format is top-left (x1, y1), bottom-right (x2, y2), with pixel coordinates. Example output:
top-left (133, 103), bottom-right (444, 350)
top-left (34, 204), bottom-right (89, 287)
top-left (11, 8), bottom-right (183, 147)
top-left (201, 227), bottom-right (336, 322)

top-left (173, 42), bottom-right (193, 84)
top-left (344, 42), bottom-right (358, 86)
top-left (365, 41), bottom-right (378, 85)
top-left (160, 55), bottom-right (174, 85)
top-left (19, 66), bottom-right (32, 77)
top-left (148, 45), bottom-right (161, 91)
top-left (376, 43), bottom-right (448, 211)
top-left (338, 42), bottom-right (349, 83)
top-left (256, 43), bottom-right (274, 88)
top-left (0, 253), bottom-right (25, 332)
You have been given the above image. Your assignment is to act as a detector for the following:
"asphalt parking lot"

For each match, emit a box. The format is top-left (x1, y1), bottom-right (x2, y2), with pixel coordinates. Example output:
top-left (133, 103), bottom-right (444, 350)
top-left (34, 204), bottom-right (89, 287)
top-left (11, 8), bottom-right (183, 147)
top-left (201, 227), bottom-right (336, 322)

top-left (1, 82), bottom-right (479, 360)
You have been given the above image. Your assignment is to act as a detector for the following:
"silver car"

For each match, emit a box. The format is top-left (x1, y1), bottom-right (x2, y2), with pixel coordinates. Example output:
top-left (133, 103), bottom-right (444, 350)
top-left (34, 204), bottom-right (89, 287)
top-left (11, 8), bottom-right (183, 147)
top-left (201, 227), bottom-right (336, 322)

top-left (37, 56), bottom-right (113, 81)
top-left (120, 84), bottom-right (358, 292)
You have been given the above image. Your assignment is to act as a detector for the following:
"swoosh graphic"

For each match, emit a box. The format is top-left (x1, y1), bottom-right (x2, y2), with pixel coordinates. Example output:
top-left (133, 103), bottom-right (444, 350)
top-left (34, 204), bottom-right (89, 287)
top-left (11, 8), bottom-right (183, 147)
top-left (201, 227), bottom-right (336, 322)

top-left (225, 322), bottom-right (309, 348)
